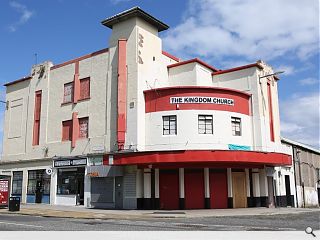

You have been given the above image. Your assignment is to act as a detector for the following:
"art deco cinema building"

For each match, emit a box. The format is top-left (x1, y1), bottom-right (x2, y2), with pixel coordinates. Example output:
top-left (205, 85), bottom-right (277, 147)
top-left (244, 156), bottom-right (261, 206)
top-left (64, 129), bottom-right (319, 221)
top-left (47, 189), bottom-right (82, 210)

top-left (0, 8), bottom-right (294, 209)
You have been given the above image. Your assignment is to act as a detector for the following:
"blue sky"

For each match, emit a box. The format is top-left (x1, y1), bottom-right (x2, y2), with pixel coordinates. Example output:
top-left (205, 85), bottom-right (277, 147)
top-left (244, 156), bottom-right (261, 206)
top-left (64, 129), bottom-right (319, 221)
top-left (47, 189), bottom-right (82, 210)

top-left (0, 0), bottom-right (319, 150)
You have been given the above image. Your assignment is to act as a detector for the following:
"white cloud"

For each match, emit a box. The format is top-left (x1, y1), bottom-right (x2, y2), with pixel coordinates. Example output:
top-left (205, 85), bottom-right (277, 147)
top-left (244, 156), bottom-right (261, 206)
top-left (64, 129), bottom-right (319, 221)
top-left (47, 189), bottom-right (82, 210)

top-left (280, 92), bottom-right (320, 148)
top-left (8, 1), bottom-right (34, 32)
top-left (275, 65), bottom-right (295, 76)
top-left (299, 77), bottom-right (319, 86)
top-left (163, 0), bottom-right (319, 62)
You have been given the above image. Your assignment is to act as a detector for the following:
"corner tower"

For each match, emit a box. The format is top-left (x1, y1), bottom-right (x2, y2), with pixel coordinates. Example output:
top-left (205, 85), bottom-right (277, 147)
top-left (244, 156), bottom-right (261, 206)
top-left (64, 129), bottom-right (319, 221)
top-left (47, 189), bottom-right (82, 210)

top-left (102, 7), bottom-right (169, 152)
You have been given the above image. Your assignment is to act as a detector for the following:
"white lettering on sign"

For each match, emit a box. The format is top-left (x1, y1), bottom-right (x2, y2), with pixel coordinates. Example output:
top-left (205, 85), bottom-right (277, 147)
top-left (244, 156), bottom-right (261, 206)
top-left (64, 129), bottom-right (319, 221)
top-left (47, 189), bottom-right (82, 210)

top-left (54, 158), bottom-right (87, 167)
top-left (170, 96), bottom-right (234, 105)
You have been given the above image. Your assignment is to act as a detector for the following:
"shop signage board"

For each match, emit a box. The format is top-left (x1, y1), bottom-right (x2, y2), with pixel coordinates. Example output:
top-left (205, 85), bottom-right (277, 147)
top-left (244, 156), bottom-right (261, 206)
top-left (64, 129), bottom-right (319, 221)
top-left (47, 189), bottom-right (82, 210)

top-left (170, 96), bottom-right (234, 105)
top-left (54, 158), bottom-right (87, 168)
top-left (0, 179), bottom-right (9, 207)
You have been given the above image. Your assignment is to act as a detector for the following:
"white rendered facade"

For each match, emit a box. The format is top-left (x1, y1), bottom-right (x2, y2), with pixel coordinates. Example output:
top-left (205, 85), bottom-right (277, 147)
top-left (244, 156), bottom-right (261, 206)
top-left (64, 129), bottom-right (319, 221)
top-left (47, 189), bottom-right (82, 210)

top-left (0, 7), bottom-right (298, 209)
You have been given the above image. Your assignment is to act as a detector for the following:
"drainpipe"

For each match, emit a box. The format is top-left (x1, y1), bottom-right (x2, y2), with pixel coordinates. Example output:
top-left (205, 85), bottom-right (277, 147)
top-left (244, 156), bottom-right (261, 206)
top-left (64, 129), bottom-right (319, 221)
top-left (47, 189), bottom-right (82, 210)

top-left (292, 147), bottom-right (299, 208)
top-left (297, 149), bottom-right (305, 208)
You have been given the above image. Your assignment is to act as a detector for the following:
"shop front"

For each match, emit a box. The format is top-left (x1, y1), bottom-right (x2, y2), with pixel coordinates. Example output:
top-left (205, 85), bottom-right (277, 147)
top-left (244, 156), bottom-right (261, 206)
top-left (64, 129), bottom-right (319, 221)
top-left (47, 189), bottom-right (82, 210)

top-left (27, 169), bottom-right (51, 204)
top-left (53, 158), bottom-right (87, 206)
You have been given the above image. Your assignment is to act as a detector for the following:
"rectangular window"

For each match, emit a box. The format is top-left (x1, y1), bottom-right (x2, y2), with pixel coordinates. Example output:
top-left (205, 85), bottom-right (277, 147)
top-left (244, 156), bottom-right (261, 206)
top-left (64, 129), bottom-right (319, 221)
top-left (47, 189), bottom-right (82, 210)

top-left (79, 117), bottom-right (89, 138)
top-left (231, 117), bottom-right (241, 136)
top-left (79, 77), bottom-right (90, 100)
top-left (33, 91), bottom-right (42, 145)
top-left (63, 82), bottom-right (73, 103)
top-left (12, 171), bottom-right (23, 195)
top-left (163, 115), bottom-right (177, 135)
top-left (198, 115), bottom-right (213, 134)
top-left (62, 120), bottom-right (72, 141)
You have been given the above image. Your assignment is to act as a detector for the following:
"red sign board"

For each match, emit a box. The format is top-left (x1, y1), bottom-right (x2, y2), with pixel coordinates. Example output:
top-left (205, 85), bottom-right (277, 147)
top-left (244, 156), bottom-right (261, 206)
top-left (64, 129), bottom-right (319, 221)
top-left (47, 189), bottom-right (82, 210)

top-left (0, 179), bottom-right (9, 206)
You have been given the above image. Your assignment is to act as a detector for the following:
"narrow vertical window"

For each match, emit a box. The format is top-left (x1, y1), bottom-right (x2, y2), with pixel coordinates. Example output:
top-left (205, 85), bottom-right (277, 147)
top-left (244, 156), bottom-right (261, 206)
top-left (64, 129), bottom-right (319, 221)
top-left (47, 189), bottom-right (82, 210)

top-left (63, 82), bottom-right (73, 103)
top-left (198, 115), bottom-right (213, 134)
top-left (79, 117), bottom-right (89, 138)
top-left (162, 115), bottom-right (177, 135)
top-left (33, 91), bottom-right (42, 145)
top-left (62, 120), bottom-right (72, 141)
top-left (231, 117), bottom-right (241, 136)
top-left (79, 77), bottom-right (90, 100)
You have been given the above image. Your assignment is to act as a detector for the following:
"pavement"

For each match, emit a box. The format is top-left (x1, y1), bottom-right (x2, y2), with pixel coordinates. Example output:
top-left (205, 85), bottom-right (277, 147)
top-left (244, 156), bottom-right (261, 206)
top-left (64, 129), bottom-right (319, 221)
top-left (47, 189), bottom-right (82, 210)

top-left (0, 204), bottom-right (319, 220)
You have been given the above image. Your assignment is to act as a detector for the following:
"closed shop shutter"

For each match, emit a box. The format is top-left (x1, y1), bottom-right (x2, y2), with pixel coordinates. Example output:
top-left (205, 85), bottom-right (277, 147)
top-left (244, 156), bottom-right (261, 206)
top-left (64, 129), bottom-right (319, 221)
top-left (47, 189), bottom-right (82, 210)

top-left (210, 170), bottom-right (228, 209)
top-left (91, 177), bottom-right (114, 207)
top-left (185, 170), bottom-right (205, 209)
top-left (159, 170), bottom-right (179, 210)
top-left (124, 173), bottom-right (136, 197)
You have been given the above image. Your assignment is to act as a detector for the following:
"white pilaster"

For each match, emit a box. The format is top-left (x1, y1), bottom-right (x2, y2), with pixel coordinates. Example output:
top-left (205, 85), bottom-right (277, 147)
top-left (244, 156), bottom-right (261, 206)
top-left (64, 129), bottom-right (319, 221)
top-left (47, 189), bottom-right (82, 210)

top-left (84, 167), bottom-right (91, 208)
top-left (136, 169), bottom-right (144, 198)
top-left (51, 168), bottom-right (57, 205)
top-left (252, 168), bottom-right (261, 197)
top-left (259, 168), bottom-right (268, 197)
top-left (22, 169), bottom-right (28, 204)
top-left (143, 169), bottom-right (151, 198)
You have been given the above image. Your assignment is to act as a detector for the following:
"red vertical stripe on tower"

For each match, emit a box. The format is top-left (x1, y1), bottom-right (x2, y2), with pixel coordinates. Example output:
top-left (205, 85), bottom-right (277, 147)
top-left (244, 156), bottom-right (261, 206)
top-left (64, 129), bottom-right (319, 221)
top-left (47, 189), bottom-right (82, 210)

top-left (267, 83), bottom-right (275, 142)
top-left (73, 61), bottom-right (80, 104)
top-left (32, 91), bottom-right (42, 146)
top-left (72, 112), bottom-right (79, 148)
top-left (117, 39), bottom-right (127, 150)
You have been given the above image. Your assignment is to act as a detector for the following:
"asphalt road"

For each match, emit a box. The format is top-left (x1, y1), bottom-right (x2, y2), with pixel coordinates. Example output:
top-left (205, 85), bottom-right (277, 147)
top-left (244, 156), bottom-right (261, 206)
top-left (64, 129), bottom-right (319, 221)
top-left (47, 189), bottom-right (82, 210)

top-left (0, 211), bottom-right (319, 231)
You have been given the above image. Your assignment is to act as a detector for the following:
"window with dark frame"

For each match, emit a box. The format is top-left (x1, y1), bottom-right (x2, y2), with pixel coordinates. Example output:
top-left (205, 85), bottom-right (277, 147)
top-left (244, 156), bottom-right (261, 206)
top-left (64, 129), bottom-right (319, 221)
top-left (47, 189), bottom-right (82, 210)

top-left (162, 115), bottom-right (177, 135)
top-left (198, 115), bottom-right (213, 134)
top-left (62, 120), bottom-right (72, 141)
top-left (57, 167), bottom-right (85, 195)
top-left (231, 117), bottom-right (241, 136)
top-left (12, 171), bottom-right (23, 195)
top-left (79, 77), bottom-right (90, 100)
top-left (79, 117), bottom-right (89, 138)
top-left (63, 82), bottom-right (73, 103)
top-left (27, 170), bottom-right (50, 195)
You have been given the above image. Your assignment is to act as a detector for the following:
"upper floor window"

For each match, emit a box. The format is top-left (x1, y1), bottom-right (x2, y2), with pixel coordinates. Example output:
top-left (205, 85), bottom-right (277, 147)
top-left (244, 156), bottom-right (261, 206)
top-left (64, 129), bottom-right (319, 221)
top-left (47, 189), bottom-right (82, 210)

top-left (62, 120), bottom-right (72, 141)
top-left (163, 115), bottom-right (177, 135)
top-left (198, 115), bottom-right (213, 134)
top-left (79, 117), bottom-right (89, 138)
top-left (231, 117), bottom-right (241, 136)
top-left (80, 77), bottom-right (90, 100)
top-left (63, 82), bottom-right (73, 103)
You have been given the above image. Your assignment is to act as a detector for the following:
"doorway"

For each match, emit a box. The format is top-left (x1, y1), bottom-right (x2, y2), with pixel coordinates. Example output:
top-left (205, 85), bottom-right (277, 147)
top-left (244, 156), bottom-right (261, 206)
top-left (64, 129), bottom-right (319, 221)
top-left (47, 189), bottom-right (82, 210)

top-left (159, 170), bottom-right (179, 210)
top-left (285, 175), bottom-right (292, 207)
top-left (210, 170), bottom-right (228, 209)
top-left (185, 169), bottom-right (205, 209)
top-left (27, 170), bottom-right (50, 204)
top-left (115, 177), bottom-right (123, 209)
top-left (76, 175), bottom-right (84, 205)
top-left (232, 172), bottom-right (247, 208)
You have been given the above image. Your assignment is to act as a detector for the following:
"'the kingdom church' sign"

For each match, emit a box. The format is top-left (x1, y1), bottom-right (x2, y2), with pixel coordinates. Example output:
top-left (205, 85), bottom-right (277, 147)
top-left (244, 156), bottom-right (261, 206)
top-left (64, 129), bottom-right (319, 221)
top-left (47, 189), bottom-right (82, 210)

top-left (170, 96), bottom-right (234, 105)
